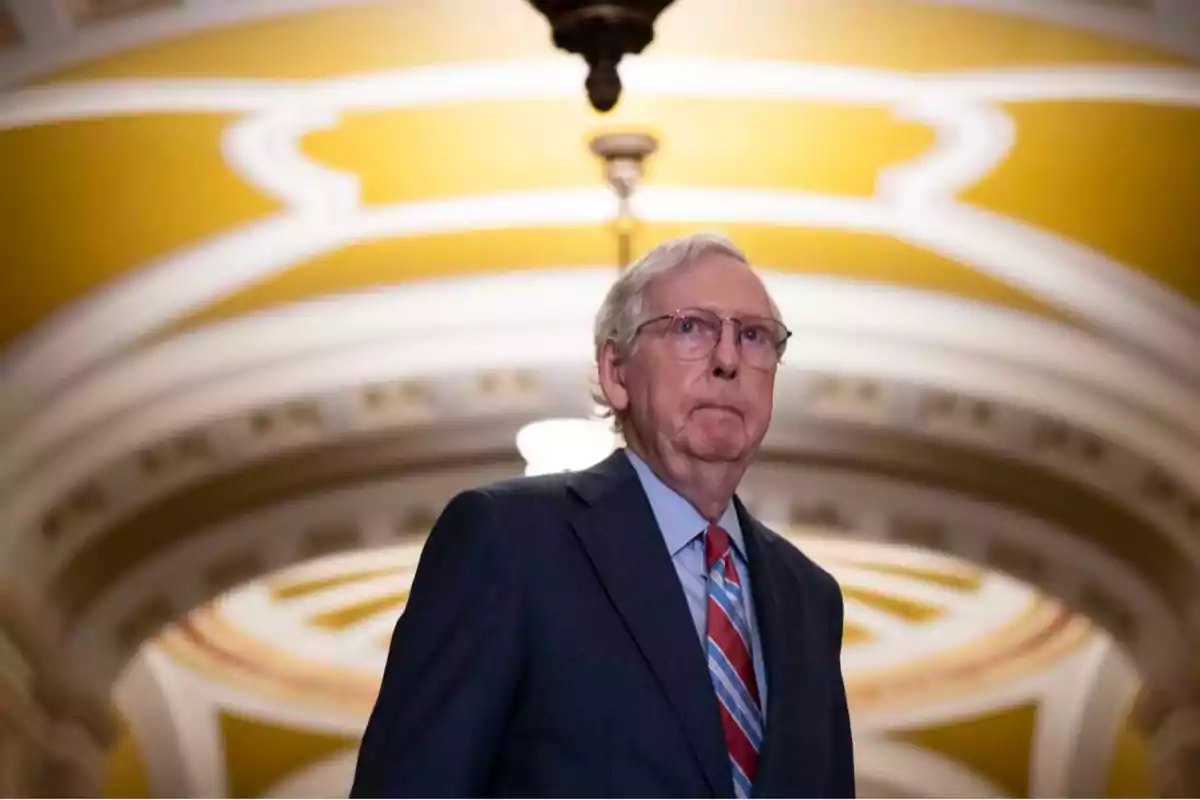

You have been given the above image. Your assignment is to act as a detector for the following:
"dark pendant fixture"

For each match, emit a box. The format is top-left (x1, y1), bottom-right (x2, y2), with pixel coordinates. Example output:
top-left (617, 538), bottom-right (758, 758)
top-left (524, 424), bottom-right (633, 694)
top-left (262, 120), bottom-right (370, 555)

top-left (524, 1), bottom-right (678, 112)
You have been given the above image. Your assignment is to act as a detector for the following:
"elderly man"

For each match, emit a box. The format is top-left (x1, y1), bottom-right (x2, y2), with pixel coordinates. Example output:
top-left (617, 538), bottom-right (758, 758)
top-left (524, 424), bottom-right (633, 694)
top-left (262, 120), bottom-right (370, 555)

top-left (352, 233), bottom-right (855, 798)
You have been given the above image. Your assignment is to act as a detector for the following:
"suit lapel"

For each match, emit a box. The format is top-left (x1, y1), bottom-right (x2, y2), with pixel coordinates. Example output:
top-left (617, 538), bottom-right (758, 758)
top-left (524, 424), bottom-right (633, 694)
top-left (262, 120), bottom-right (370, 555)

top-left (737, 503), bottom-right (788, 796)
top-left (568, 452), bottom-right (732, 797)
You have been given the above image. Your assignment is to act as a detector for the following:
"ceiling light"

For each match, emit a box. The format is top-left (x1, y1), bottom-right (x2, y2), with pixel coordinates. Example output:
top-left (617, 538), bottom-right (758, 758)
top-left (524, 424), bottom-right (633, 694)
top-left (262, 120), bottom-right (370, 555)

top-left (524, 0), bottom-right (678, 112)
top-left (516, 417), bottom-right (618, 476)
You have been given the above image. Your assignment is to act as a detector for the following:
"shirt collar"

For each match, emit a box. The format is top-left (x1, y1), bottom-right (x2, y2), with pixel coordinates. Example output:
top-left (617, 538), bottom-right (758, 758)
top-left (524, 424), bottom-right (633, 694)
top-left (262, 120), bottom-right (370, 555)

top-left (623, 448), bottom-right (745, 559)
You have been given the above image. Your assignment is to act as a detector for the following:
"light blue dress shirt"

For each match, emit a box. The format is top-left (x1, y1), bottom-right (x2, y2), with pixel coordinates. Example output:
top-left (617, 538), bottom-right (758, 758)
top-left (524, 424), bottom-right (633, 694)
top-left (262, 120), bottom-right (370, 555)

top-left (624, 448), bottom-right (768, 715)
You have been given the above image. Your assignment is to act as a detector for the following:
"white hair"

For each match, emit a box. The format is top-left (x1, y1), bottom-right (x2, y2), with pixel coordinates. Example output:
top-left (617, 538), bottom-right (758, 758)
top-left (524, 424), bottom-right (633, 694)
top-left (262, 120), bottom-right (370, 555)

top-left (591, 231), bottom-right (780, 429)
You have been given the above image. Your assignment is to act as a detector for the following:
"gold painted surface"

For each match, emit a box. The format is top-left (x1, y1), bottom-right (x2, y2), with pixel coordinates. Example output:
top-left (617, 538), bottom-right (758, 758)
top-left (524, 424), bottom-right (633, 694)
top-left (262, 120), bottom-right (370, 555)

top-left (174, 223), bottom-right (1067, 332)
top-left (0, 114), bottom-right (278, 347)
top-left (309, 591), bottom-right (407, 631)
top-left (158, 610), bottom-right (382, 711)
top-left (963, 103), bottom-right (1200, 304)
top-left (102, 714), bottom-right (152, 799)
top-left (1107, 707), bottom-right (1156, 797)
top-left (6, 0), bottom-right (1194, 349)
top-left (843, 622), bottom-right (872, 646)
top-left (836, 560), bottom-right (983, 593)
top-left (270, 566), bottom-right (401, 601)
top-left (842, 585), bottom-right (942, 622)
top-left (218, 710), bottom-right (355, 799)
top-left (846, 600), bottom-right (1092, 711)
top-left (41, 0), bottom-right (1187, 84)
top-left (302, 99), bottom-right (933, 205)
top-left (895, 702), bottom-right (1038, 797)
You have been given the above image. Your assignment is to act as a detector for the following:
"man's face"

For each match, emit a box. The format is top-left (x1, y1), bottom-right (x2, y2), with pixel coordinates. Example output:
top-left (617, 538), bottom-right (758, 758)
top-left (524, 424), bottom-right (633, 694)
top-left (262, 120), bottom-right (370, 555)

top-left (605, 254), bottom-right (780, 464)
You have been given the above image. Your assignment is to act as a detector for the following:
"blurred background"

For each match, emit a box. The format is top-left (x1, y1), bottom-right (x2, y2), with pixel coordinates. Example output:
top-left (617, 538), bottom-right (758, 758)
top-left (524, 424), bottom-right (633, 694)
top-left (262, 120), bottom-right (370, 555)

top-left (1, 0), bottom-right (1199, 796)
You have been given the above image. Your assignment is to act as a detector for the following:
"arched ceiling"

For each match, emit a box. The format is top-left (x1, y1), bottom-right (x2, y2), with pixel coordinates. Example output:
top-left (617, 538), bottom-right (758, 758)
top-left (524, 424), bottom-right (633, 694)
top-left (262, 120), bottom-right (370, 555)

top-left (1, 0), bottom-right (1199, 355)
top-left (1, 2), bottom-right (1199, 795)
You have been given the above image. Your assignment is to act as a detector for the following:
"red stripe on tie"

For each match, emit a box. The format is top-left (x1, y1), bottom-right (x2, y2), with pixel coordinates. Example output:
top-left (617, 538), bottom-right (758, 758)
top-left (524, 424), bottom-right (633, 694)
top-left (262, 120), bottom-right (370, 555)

top-left (705, 523), bottom-right (763, 795)
top-left (718, 698), bottom-right (759, 784)
top-left (707, 594), bottom-right (760, 708)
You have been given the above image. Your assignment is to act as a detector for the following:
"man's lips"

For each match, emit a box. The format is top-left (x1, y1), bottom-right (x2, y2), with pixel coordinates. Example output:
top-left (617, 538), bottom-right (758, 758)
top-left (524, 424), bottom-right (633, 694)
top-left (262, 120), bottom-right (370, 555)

top-left (694, 403), bottom-right (744, 416)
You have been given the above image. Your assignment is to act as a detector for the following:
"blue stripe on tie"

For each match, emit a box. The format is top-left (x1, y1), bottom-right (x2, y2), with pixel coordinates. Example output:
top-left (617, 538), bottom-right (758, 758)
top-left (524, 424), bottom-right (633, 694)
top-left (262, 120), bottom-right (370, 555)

top-left (707, 649), bottom-right (763, 745)
top-left (709, 583), bottom-right (753, 653)
top-left (731, 756), bottom-right (753, 798)
top-left (709, 662), bottom-right (764, 759)
top-left (711, 560), bottom-right (754, 634)
top-left (707, 648), bottom-right (763, 744)
top-left (707, 636), bottom-right (762, 727)
top-left (720, 576), bottom-right (752, 627)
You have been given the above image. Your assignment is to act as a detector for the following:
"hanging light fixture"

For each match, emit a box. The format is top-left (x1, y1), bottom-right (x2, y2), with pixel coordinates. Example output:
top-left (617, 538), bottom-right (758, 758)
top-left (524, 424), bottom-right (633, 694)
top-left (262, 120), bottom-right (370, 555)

top-left (523, 0), bottom-right (678, 112)
top-left (515, 130), bottom-right (659, 475)
top-left (590, 131), bottom-right (658, 268)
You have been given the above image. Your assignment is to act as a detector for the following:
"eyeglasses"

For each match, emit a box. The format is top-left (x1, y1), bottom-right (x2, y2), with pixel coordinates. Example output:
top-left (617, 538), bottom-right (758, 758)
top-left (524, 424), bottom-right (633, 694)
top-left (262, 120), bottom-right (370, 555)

top-left (632, 307), bottom-right (791, 370)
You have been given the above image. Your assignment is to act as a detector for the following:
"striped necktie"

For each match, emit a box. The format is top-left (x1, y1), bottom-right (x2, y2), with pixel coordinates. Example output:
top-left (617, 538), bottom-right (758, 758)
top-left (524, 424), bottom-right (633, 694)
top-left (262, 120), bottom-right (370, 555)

top-left (704, 523), bottom-right (763, 798)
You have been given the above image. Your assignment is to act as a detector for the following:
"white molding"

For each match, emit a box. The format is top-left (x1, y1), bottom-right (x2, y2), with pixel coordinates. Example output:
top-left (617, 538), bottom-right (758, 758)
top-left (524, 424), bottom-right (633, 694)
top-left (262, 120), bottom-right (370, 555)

top-left (1062, 641), bottom-right (1143, 797)
top-left (854, 736), bottom-right (1008, 798)
top-left (185, 666), bottom-right (375, 738)
top-left (4, 272), bottom-right (1199, 590)
top-left (842, 572), bottom-right (1036, 675)
top-left (824, 565), bottom-right (985, 608)
top-left (1028, 635), bottom-right (1114, 796)
top-left (140, 646), bottom-right (226, 798)
top-left (213, 559), bottom-right (417, 673)
top-left (2, 61), bottom-right (1200, 431)
top-left (111, 653), bottom-right (195, 797)
top-left (64, 461), bottom-right (1187, 693)
top-left (8, 62), bottom-right (1200, 130)
top-left (263, 749), bottom-right (357, 798)
top-left (12, 267), bottom-right (1197, 489)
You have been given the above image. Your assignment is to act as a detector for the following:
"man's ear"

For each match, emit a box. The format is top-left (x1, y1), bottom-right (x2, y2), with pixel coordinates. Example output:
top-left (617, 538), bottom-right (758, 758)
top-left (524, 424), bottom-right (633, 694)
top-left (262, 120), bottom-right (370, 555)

top-left (596, 339), bottom-right (630, 416)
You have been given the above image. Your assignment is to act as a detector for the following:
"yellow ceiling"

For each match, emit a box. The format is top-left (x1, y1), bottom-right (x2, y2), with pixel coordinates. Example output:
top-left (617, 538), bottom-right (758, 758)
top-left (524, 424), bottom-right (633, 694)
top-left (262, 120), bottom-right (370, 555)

top-left (1106, 704), bottom-right (1157, 797)
top-left (304, 98), bottom-right (932, 204)
top-left (102, 712), bottom-right (153, 798)
top-left (41, 0), bottom-right (1187, 84)
top-left (0, 114), bottom-right (278, 346)
top-left (839, 559), bottom-right (983, 592)
top-left (963, 102), bottom-right (1200, 302)
top-left (310, 591), bottom-right (408, 631)
top-left (219, 710), bottom-right (355, 798)
top-left (269, 566), bottom-right (400, 600)
top-left (896, 701), bottom-right (1038, 797)
top-left (3, 0), bottom-right (1197, 351)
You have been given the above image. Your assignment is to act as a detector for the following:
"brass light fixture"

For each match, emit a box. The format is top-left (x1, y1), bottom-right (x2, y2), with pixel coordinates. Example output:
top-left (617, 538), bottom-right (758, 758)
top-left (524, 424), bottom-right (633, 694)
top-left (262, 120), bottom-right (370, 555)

top-left (525, 1), bottom-right (678, 112)
top-left (589, 131), bottom-right (658, 267)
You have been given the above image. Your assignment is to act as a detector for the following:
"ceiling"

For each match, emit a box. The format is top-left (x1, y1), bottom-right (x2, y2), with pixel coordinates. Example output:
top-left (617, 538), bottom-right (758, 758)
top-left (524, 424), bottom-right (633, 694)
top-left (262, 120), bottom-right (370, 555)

top-left (2, 0), bottom-right (1200, 353)
top-left (0, 0), bottom-right (1198, 797)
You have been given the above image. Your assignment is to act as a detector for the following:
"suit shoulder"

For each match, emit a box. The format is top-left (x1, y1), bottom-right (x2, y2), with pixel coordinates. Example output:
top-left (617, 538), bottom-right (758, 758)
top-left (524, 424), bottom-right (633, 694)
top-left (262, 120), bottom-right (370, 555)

top-left (443, 470), bottom-right (576, 531)
top-left (475, 470), bottom-right (573, 501)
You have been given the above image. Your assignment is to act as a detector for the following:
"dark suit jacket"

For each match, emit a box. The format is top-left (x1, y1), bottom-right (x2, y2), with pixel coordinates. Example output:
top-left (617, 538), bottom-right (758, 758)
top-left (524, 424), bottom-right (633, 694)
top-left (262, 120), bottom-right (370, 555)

top-left (351, 450), bottom-right (854, 798)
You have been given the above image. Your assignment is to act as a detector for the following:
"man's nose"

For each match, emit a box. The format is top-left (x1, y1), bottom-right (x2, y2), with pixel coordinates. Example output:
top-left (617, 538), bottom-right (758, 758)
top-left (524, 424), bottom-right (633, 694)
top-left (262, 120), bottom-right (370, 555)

top-left (711, 321), bottom-right (741, 378)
